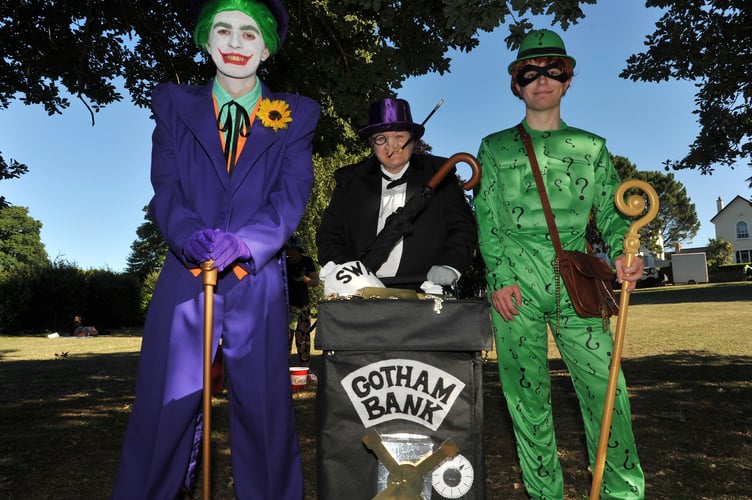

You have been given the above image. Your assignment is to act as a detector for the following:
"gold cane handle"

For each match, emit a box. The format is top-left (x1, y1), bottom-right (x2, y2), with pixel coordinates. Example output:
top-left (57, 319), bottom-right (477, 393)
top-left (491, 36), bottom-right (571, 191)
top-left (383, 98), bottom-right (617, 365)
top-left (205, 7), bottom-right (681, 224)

top-left (201, 259), bottom-right (218, 286)
top-left (614, 180), bottom-right (660, 267)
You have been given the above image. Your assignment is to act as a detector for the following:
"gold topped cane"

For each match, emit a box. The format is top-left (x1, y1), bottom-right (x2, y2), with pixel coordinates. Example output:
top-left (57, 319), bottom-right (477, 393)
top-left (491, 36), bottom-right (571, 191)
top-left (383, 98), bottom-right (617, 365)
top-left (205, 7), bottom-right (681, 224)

top-left (589, 180), bottom-right (659, 499)
top-left (201, 260), bottom-right (218, 500)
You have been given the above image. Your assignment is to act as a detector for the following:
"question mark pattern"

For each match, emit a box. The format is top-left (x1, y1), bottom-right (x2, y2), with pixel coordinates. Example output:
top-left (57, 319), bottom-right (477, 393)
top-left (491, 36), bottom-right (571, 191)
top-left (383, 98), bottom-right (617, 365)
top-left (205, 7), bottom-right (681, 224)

top-left (474, 123), bottom-right (643, 498)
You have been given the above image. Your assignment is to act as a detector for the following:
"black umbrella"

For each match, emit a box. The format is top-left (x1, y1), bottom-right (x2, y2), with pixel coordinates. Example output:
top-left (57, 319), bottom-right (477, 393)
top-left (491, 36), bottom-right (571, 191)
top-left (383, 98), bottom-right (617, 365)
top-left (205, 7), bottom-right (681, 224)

top-left (360, 152), bottom-right (481, 272)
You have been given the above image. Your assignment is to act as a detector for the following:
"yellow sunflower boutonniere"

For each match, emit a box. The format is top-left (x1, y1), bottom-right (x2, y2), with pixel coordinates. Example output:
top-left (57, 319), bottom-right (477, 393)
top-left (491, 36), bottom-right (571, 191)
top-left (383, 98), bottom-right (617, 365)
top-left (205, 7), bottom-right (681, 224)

top-left (258, 98), bottom-right (292, 132)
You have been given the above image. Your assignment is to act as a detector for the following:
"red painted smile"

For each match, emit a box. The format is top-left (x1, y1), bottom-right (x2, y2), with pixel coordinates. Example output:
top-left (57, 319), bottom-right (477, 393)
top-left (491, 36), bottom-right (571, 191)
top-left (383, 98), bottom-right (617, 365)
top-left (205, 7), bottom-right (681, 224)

top-left (220, 51), bottom-right (252, 65)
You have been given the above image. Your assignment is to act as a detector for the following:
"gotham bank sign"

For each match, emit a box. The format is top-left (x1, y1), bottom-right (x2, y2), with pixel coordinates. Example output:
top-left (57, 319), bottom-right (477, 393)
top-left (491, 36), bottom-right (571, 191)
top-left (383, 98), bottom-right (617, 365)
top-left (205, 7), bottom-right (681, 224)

top-left (341, 359), bottom-right (465, 431)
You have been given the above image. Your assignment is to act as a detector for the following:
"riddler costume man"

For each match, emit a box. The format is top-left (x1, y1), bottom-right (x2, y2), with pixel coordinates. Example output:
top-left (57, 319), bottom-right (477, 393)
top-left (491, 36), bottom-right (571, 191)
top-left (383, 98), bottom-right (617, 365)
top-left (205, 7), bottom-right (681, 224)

top-left (474, 30), bottom-right (646, 499)
top-left (111, 0), bottom-right (320, 498)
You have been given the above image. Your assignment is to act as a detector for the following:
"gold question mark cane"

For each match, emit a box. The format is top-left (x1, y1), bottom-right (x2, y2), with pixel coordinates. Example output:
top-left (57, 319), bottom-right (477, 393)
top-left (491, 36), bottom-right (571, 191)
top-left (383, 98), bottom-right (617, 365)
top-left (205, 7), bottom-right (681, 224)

top-left (590, 180), bottom-right (659, 499)
top-left (201, 260), bottom-right (218, 500)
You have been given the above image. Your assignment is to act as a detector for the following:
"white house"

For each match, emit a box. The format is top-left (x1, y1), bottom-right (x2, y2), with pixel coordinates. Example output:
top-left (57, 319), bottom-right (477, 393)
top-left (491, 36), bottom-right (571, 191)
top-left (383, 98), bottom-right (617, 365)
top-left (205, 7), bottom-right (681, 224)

top-left (710, 195), bottom-right (752, 263)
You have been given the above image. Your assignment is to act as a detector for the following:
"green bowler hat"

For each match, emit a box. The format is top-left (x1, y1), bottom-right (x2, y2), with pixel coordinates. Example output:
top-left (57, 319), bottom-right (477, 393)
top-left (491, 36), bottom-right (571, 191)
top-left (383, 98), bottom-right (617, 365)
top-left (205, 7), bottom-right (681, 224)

top-left (507, 29), bottom-right (576, 74)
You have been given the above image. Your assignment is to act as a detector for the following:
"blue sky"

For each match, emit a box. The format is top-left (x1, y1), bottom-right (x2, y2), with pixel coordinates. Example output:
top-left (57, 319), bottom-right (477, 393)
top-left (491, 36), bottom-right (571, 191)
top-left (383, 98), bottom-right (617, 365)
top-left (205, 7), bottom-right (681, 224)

top-left (3, 2), bottom-right (750, 272)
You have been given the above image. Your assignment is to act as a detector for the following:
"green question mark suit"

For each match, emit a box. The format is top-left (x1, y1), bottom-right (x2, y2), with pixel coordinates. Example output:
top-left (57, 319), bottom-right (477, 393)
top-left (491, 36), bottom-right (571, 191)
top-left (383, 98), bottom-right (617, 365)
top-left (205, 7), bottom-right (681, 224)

top-left (475, 120), bottom-right (645, 499)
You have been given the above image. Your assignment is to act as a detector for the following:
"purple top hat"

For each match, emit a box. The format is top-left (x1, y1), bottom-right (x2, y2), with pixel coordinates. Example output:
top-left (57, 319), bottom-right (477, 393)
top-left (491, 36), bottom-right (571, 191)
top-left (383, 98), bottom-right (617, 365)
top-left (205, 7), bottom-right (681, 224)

top-left (357, 98), bottom-right (425, 140)
top-left (187, 0), bottom-right (289, 44)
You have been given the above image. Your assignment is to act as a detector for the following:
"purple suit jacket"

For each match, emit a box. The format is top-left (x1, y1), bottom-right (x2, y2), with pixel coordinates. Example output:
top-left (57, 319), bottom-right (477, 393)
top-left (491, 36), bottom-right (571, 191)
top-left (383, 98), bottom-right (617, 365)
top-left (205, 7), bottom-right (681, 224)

top-left (143, 78), bottom-right (320, 390)
top-left (149, 80), bottom-right (320, 280)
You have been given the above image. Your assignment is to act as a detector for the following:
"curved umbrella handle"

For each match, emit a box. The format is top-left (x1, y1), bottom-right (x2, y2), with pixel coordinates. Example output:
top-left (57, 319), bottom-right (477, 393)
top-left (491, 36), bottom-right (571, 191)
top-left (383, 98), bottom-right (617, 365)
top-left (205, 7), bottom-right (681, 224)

top-left (427, 152), bottom-right (482, 191)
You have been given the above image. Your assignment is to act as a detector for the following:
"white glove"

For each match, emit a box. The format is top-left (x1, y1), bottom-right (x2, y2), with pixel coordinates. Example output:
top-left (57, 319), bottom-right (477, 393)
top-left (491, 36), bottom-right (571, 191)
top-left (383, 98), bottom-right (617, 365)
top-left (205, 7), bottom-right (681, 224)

top-left (420, 281), bottom-right (445, 295)
top-left (426, 265), bottom-right (459, 286)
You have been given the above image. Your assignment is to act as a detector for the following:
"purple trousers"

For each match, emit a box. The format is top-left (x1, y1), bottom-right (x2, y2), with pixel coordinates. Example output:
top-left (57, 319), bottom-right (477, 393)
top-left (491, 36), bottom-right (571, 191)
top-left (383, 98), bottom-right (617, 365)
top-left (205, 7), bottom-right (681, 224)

top-left (112, 260), bottom-right (302, 499)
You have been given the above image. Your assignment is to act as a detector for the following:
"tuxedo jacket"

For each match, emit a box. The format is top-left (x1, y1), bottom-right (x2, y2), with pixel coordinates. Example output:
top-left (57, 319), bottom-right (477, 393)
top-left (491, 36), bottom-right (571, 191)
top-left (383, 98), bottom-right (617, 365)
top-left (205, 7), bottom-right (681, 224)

top-left (316, 153), bottom-right (477, 284)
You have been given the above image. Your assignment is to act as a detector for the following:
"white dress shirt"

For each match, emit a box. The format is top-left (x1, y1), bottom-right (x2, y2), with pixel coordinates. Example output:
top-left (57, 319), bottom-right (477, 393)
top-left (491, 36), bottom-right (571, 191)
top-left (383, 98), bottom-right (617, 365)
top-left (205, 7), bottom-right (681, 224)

top-left (375, 163), bottom-right (409, 277)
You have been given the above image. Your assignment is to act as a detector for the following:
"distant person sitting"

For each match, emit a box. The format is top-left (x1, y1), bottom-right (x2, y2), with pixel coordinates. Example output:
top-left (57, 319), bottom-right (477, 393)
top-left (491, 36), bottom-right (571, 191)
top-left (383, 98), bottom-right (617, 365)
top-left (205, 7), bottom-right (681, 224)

top-left (72, 315), bottom-right (98, 337)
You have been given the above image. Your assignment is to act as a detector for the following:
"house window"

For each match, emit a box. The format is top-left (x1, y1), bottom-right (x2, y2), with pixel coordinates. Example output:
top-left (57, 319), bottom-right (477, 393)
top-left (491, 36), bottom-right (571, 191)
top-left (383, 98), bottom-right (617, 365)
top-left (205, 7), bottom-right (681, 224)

top-left (736, 249), bottom-right (751, 264)
top-left (736, 221), bottom-right (750, 240)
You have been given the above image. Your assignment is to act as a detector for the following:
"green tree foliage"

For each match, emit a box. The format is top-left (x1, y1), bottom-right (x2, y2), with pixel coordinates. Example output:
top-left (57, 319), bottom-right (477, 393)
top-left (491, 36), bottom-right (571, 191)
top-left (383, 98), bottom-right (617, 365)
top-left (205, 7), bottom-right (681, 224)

top-left (83, 268), bottom-right (142, 329)
top-left (125, 206), bottom-right (169, 281)
top-left (0, 0), bottom-right (595, 154)
top-left (705, 237), bottom-right (734, 270)
top-left (612, 154), bottom-right (700, 253)
top-left (0, 265), bottom-right (36, 329)
top-left (640, 169), bottom-right (700, 250)
top-left (125, 207), bottom-right (169, 318)
top-left (6, 260), bottom-right (86, 333)
top-left (0, 259), bottom-right (142, 334)
top-left (298, 144), bottom-right (369, 258)
top-left (611, 155), bottom-right (640, 180)
top-left (290, 145), bottom-right (368, 305)
top-left (0, 205), bottom-right (49, 271)
top-left (0, 152), bottom-right (29, 209)
top-left (140, 269), bottom-right (161, 319)
top-left (620, 0), bottom-right (751, 174)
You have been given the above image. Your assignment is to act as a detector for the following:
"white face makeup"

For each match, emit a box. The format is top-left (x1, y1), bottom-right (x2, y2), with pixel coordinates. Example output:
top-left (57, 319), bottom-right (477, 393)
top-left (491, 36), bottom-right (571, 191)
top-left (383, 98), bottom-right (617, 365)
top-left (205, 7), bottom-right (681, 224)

top-left (206, 10), bottom-right (269, 83)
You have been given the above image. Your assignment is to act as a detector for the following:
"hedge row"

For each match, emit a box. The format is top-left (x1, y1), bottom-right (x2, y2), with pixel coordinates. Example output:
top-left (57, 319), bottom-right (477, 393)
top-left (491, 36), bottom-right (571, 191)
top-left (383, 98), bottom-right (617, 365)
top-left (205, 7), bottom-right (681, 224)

top-left (0, 261), bottom-right (143, 335)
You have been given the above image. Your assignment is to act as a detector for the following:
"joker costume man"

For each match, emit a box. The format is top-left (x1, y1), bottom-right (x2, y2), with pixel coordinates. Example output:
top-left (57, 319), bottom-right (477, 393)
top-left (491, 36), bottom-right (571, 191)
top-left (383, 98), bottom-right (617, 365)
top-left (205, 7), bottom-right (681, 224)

top-left (112, 1), bottom-right (319, 498)
top-left (474, 30), bottom-right (645, 499)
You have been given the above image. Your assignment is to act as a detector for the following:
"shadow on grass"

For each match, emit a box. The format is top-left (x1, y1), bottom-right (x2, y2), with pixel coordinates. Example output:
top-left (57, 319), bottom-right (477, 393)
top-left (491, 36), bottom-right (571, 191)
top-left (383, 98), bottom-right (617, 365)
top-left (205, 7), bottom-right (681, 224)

top-left (482, 351), bottom-right (752, 499)
top-left (620, 282), bottom-right (752, 306)
top-left (0, 353), bottom-right (140, 500)
top-left (1, 350), bottom-right (750, 499)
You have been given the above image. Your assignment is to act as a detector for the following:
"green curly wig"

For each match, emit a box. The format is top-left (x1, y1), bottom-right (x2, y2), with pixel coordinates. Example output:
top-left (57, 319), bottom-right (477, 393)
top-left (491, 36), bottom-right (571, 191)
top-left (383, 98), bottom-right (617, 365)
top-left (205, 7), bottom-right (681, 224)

top-left (194, 0), bottom-right (280, 56)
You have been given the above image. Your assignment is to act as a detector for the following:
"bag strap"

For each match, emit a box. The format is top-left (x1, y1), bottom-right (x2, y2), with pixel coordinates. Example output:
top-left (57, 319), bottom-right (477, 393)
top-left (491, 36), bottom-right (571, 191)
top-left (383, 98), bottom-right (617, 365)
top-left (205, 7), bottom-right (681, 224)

top-left (516, 125), bottom-right (616, 330)
top-left (517, 123), bottom-right (571, 332)
top-left (516, 124), bottom-right (566, 259)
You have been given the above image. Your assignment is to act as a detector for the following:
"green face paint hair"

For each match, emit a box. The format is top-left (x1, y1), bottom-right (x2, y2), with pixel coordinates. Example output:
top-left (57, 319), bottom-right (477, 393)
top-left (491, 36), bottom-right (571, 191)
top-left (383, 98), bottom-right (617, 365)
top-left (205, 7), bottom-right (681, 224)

top-left (194, 0), bottom-right (280, 56)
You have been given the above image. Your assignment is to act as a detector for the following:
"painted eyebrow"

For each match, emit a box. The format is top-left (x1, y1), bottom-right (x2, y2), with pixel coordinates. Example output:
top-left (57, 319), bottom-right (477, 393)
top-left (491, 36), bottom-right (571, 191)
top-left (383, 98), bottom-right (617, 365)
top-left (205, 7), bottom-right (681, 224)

top-left (212, 21), bottom-right (261, 34)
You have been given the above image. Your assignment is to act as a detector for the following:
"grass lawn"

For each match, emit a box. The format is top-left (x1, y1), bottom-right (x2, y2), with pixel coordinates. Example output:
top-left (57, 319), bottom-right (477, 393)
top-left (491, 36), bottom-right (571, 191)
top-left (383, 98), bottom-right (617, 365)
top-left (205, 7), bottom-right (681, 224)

top-left (1, 282), bottom-right (750, 499)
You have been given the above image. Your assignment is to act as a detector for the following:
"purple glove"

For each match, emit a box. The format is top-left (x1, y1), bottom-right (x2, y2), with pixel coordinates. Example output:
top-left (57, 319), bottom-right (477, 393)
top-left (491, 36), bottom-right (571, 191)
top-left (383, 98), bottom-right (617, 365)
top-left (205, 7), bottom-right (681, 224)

top-left (210, 231), bottom-right (251, 272)
top-left (183, 229), bottom-right (215, 264)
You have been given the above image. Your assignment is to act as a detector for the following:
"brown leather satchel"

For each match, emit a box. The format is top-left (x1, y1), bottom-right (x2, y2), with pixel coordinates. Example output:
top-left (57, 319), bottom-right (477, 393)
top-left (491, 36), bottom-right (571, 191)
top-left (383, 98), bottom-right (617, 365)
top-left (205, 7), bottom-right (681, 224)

top-left (516, 124), bottom-right (618, 320)
top-left (557, 247), bottom-right (619, 318)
